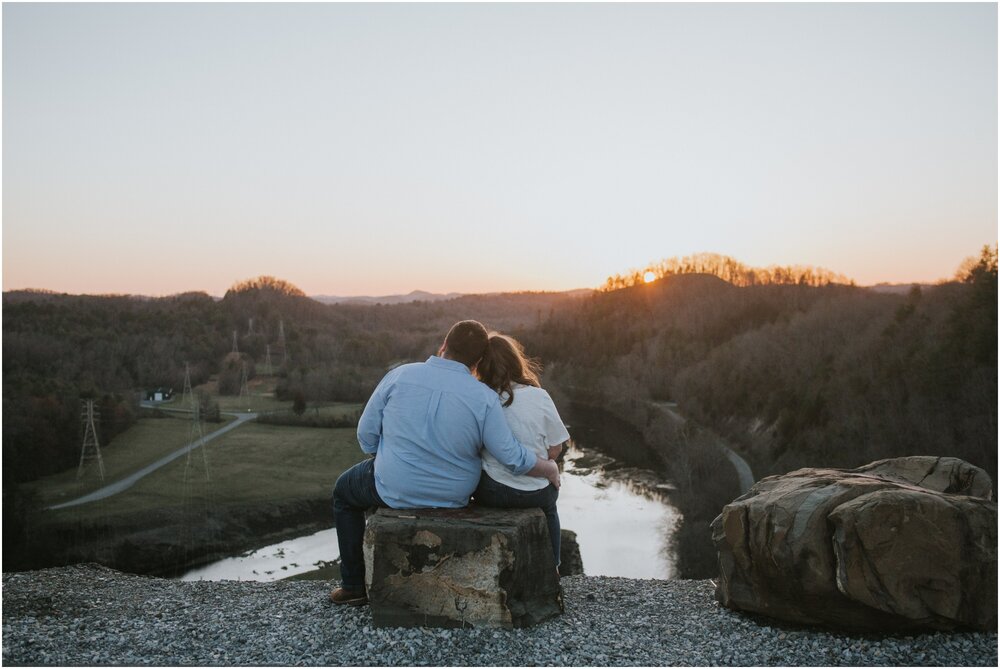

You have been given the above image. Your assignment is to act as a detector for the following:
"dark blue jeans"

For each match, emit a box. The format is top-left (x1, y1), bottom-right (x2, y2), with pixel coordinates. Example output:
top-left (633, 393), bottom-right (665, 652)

top-left (473, 471), bottom-right (561, 567)
top-left (332, 458), bottom-right (386, 590)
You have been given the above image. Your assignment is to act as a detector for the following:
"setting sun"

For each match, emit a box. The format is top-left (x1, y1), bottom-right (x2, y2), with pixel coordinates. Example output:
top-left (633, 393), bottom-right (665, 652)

top-left (643, 271), bottom-right (657, 284)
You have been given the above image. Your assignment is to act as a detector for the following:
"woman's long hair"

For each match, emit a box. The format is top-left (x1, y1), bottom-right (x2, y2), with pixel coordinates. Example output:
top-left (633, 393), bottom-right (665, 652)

top-left (476, 334), bottom-right (541, 407)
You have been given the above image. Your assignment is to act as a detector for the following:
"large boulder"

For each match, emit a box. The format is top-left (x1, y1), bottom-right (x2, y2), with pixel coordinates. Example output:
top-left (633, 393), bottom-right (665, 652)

top-left (363, 506), bottom-right (562, 628)
top-left (711, 456), bottom-right (996, 631)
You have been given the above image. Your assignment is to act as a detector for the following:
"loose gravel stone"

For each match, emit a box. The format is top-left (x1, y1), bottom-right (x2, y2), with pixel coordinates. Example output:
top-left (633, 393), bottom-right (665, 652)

top-left (1, 565), bottom-right (996, 666)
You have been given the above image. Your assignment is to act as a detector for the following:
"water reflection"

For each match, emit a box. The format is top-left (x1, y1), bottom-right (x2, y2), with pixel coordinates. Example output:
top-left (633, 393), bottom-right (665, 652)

top-left (564, 402), bottom-right (664, 473)
top-left (181, 408), bottom-right (680, 582)
top-left (181, 528), bottom-right (339, 582)
top-left (559, 442), bottom-right (678, 580)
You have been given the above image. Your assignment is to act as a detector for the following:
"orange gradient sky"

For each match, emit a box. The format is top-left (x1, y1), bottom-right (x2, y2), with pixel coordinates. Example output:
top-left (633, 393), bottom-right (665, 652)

top-left (2, 4), bottom-right (997, 297)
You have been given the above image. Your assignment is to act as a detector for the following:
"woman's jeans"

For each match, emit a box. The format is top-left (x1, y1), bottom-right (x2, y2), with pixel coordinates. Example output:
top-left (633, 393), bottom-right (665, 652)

top-left (473, 471), bottom-right (561, 567)
top-left (332, 458), bottom-right (385, 590)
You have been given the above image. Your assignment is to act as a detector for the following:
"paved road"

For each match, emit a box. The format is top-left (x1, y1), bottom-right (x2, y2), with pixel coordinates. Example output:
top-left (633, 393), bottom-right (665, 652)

top-left (719, 446), bottom-right (755, 494)
top-left (47, 411), bottom-right (257, 510)
top-left (649, 401), bottom-right (755, 494)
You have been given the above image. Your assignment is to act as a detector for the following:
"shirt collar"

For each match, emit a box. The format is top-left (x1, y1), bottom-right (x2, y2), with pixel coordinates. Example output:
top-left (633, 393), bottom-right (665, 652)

top-left (426, 355), bottom-right (473, 374)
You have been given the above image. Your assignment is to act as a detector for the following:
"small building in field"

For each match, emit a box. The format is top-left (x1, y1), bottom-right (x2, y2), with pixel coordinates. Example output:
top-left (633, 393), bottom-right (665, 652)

top-left (145, 387), bottom-right (174, 402)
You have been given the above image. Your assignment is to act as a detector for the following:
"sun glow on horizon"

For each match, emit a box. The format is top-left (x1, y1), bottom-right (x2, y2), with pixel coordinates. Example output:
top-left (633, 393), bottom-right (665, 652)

top-left (643, 271), bottom-right (657, 284)
top-left (1, 4), bottom-right (994, 297)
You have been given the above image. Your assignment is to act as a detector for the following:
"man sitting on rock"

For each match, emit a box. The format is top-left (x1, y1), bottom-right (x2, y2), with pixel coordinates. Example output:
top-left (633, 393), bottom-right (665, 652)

top-left (329, 319), bottom-right (561, 605)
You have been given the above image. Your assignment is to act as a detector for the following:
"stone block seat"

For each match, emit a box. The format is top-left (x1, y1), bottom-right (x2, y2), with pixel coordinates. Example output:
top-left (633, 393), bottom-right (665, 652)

top-left (362, 506), bottom-right (563, 628)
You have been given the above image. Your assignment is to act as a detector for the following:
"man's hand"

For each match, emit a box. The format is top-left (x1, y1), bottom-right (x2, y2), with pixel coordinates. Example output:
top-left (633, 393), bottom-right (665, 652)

top-left (526, 456), bottom-right (560, 489)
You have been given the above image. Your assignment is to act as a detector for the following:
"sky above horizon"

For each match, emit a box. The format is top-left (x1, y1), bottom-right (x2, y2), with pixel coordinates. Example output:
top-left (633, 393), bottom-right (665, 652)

top-left (3, 3), bottom-right (997, 297)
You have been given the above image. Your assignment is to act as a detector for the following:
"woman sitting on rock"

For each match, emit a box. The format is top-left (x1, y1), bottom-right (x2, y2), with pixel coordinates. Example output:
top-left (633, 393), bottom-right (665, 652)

top-left (473, 333), bottom-right (570, 572)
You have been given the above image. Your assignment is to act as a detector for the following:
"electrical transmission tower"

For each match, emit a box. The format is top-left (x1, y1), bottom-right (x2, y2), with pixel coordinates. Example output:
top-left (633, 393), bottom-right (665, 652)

top-left (181, 362), bottom-right (194, 409)
top-left (264, 344), bottom-right (273, 376)
top-left (278, 320), bottom-right (289, 366)
top-left (184, 402), bottom-right (210, 482)
top-left (77, 400), bottom-right (105, 481)
top-left (232, 330), bottom-right (239, 354)
top-left (238, 361), bottom-right (251, 409)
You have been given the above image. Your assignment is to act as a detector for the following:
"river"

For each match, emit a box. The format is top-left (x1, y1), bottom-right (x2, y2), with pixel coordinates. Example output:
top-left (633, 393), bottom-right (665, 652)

top-left (181, 407), bottom-right (680, 582)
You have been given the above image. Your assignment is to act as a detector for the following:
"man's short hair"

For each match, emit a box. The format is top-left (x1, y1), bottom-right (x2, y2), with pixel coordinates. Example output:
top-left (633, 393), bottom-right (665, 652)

top-left (444, 320), bottom-right (489, 368)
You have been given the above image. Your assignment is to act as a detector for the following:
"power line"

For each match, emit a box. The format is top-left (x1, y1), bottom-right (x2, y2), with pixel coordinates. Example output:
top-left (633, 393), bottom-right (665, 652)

top-left (238, 361), bottom-right (251, 410)
top-left (77, 400), bottom-right (105, 481)
top-left (181, 362), bottom-right (194, 409)
top-left (277, 320), bottom-right (288, 366)
top-left (184, 402), bottom-right (210, 482)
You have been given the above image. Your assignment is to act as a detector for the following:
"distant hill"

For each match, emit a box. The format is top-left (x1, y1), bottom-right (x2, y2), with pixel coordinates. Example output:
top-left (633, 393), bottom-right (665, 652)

top-left (2, 289), bottom-right (157, 303)
top-left (0, 280), bottom-right (593, 484)
top-left (311, 288), bottom-right (593, 305)
top-left (864, 283), bottom-right (934, 294)
top-left (312, 290), bottom-right (463, 305)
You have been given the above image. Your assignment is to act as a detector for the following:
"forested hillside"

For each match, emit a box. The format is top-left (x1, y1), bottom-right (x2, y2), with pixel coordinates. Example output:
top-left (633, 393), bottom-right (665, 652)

top-left (2, 279), bottom-right (581, 485)
top-left (4, 248), bottom-right (996, 499)
top-left (519, 247), bottom-right (996, 577)
top-left (527, 247), bottom-right (998, 488)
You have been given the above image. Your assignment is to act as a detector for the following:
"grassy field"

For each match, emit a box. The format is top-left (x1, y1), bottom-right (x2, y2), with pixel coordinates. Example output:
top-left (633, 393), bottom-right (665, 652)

top-left (214, 392), bottom-right (289, 414)
top-left (178, 422), bottom-right (364, 504)
top-left (160, 374), bottom-right (292, 413)
top-left (41, 421), bottom-right (367, 525)
top-left (21, 374), bottom-right (370, 576)
top-left (289, 403), bottom-right (363, 419)
top-left (205, 378), bottom-right (361, 415)
top-left (27, 414), bottom-right (236, 507)
top-left (167, 374), bottom-right (365, 416)
top-left (34, 368), bottom-right (367, 534)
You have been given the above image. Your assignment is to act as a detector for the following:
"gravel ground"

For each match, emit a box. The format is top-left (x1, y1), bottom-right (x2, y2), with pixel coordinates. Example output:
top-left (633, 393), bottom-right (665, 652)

top-left (2, 565), bottom-right (996, 666)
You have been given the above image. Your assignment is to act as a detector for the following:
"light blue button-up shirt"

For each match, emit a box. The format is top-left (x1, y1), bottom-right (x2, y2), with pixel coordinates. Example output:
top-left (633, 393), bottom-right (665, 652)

top-left (357, 355), bottom-right (538, 508)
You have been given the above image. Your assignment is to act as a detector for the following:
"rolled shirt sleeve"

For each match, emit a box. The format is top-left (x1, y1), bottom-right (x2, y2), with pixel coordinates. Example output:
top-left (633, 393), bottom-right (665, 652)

top-left (541, 392), bottom-right (571, 446)
top-left (481, 396), bottom-right (535, 475)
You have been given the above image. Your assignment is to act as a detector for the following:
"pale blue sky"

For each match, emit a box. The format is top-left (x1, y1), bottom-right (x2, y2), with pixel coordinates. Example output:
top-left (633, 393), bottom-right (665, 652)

top-left (3, 3), bottom-right (997, 296)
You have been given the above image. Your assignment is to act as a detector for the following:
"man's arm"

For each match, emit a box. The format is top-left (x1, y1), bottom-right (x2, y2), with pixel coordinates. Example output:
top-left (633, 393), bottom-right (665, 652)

top-left (525, 456), bottom-right (560, 489)
top-left (356, 375), bottom-right (391, 454)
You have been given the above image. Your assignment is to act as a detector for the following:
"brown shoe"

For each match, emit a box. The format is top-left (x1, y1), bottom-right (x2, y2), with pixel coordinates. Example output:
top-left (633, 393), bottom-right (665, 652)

top-left (329, 587), bottom-right (368, 606)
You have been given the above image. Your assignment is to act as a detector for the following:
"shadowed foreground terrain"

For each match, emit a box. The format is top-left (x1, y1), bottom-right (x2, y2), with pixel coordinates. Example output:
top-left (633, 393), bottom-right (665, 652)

top-left (2, 565), bottom-right (995, 666)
